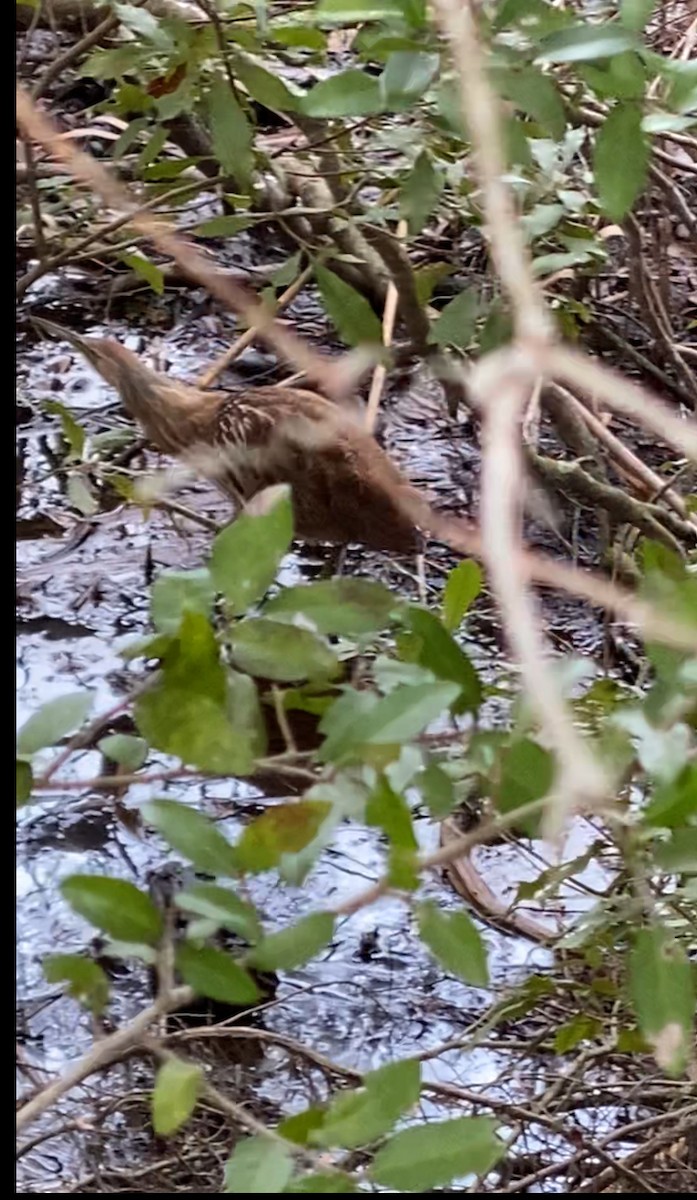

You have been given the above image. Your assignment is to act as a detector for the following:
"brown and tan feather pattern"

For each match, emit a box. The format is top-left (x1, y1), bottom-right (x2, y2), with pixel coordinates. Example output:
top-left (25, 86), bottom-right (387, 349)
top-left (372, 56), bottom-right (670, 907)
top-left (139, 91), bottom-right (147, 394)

top-left (35, 325), bottom-right (430, 552)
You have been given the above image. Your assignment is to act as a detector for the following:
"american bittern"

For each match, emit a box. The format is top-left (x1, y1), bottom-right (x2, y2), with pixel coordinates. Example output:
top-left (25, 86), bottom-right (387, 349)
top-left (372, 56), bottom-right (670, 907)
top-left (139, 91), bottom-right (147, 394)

top-left (36, 321), bottom-right (437, 553)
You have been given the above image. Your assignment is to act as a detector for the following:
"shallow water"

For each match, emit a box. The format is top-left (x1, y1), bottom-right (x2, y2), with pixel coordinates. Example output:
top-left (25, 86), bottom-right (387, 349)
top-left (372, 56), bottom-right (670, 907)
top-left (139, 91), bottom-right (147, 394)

top-left (17, 314), bottom-right (613, 1191)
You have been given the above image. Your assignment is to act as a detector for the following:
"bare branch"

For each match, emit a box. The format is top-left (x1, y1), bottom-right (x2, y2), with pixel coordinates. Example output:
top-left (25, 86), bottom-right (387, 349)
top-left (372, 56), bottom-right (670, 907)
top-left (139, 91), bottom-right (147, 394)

top-left (16, 988), bottom-right (194, 1133)
top-left (549, 344), bottom-right (697, 462)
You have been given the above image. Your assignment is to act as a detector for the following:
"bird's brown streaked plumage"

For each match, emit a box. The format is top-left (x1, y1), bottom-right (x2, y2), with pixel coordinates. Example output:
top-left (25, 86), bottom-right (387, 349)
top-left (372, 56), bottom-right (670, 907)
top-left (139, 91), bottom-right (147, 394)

top-left (35, 321), bottom-right (433, 553)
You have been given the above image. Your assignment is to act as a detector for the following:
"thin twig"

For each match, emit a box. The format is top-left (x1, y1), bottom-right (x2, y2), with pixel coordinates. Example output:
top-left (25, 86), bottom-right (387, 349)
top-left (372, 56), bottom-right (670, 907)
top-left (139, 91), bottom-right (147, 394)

top-left (19, 135), bottom-right (46, 259)
top-left (549, 382), bottom-right (695, 526)
top-left (196, 265), bottom-right (314, 389)
top-left (16, 987), bottom-right (194, 1132)
top-left (549, 344), bottom-right (697, 462)
top-left (364, 218), bottom-right (406, 433)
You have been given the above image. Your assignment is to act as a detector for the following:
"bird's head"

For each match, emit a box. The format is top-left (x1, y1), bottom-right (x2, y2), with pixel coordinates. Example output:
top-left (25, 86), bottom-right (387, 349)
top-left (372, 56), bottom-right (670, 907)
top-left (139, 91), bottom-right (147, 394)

top-left (33, 319), bottom-right (142, 389)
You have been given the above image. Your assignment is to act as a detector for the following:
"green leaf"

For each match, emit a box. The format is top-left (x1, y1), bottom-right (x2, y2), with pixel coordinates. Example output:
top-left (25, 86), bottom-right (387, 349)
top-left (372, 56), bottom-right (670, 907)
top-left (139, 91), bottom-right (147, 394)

top-left (249, 912), bottom-right (335, 971)
top-left (663, 60), bottom-right (697, 115)
top-left (366, 777), bottom-right (417, 850)
top-left (532, 248), bottom-right (597, 276)
top-left (233, 55), bottom-right (299, 114)
top-left (316, 0), bottom-right (411, 21)
top-left (399, 150), bottom-right (445, 235)
top-left (98, 734), bottom-right (147, 771)
top-left (417, 901), bottom-right (489, 987)
top-left (644, 764), bottom-right (697, 828)
top-left (135, 612), bottom-right (253, 774)
top-left (226, 667), bottom-right (268, 758)
top-left (231, 618), bottom-right (338, 682)
top-left (413, 262), bottom-right (453, 306)
top-left (503, 113), bottom-right (533, 168)
top-left (176, 943), bottom-right (259, 1005)
top-left (43, 400), bottom-right (85, 458)
top-left (371, 1116), bottom-right (503, 1190)
top-left (620, 0), bottom-right (655, 32)
top-left (629, 926), bottom-right (694, 1075)
top-left (208, 76), bottom-right (254, 190)
top-left (82, 44), bottom-right (146, 82)
top-left (479, 303), bottom-right (513, 353)
top-left (265, 578), bottom-right (396, 637)
top-left (612, 708), bottom-right (690, 786)
top-left (286, 1172), bottom-right (356, 1192)
top-left (111, 116), bottom-right (148, 158)
top-left (554, 1015), bottom-right (603, 1053)
top-left (61, 876), bottom-right (163, 945)
top-left (643, 112), bottom-right (696, 133)
top-left (430, 289), bottom-right (479, 349)
top-left (210, 487), bottom-right (293, 614)
top-left (386, 845), bottom-right (418, 891)
top-left (17, 693), bottom-right (92, 755)
top-left (303, 70), bottom-right (383, 117)
top-left (137, 679), bottom-right (253, 773)
top-left (380, 51), bottom-right (439, 110)
top-left (113, 3), bottom-right (174, 49)
top-left (492, 66), bottom-right (565, 139)
top-left (195, 214), bottom-right (254, 238)
top-left (442, 560), bottom-right (482, 632)
top-left (520, 202), bottom-right (565, 241)
top-left (314, 265), bottom-right (382, 346)
top-left (100, 939), bottom-right (157, 965)
top-left (320, 681), bottom-right (460, 762)
top-left (151, 568), bottom-right (215, 634)
top-left (313, 1059), bottom-right (421, 1149)
top-left (16, 758), bottom-right (33, 807)
top-left (270, 251), bottom-right (303, 288)
top-left (418, 759), bottom-right (456, 817)
top-left (535, 25), bottom-right (636, 64)
top-left (67, 474), bottom-right (97, 516)
top-left (581, 51), bottom-right (647, 101)
top-left (152, 1057), bottom-right (203, 1136)
top-left (178, 884), bottom-right (262, 942)
top-left (279, 1108), bottom-right (326, 1145)
top-left (224, 1138), bottom-right (293, 1194)
top-left (594, 102), bottom-right (649, 220)
top-left (654, 828), bottom-right (697, 875)
top-left (123, 249), bottom-right (165, 295)
top-left (43, 954), bottom-right (109, 1014)
top-left (270, 25), bottom-right (327, 51)
top-left (406, 607), bottom-right (482, 713)
top-left (640, 539), bottom-right (697, 628)
top-left (144, 799), bottom-right (238, 876)
top-left (235, 801), bottom-right (332, 873)
top-left (495, 738), bottom-right (554, 833)
top-left (494, 0), bottom-right (567, 31)
top-left (136, 126), bottom-right (167, 174)
top-left (318, 688), bottom-right (376, 752)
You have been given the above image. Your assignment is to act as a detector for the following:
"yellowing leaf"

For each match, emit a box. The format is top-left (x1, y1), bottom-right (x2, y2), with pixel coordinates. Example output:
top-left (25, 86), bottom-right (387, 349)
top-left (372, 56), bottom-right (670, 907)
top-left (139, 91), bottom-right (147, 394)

top-left (152, 1057), bottom-right (203, 1136)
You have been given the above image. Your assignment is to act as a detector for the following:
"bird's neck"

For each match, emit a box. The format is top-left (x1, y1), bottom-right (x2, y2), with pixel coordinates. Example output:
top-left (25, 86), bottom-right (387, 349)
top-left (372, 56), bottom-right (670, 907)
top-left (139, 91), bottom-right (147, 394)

top-left (117, 365), bottom-right (220, 453)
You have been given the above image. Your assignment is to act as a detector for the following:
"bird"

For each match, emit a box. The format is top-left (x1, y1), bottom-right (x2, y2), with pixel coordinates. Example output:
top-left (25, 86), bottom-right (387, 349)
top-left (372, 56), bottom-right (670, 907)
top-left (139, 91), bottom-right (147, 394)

top-left (34, 320), bottom-right (439, 554)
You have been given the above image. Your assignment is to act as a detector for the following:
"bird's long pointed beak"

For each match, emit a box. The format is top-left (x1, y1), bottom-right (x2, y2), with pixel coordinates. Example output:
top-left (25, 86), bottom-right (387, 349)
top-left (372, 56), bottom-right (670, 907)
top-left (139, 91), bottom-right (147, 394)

top-left (32, 317), bottom-right (106, 371)
top-left (33, 317), bottom-right (89, 351)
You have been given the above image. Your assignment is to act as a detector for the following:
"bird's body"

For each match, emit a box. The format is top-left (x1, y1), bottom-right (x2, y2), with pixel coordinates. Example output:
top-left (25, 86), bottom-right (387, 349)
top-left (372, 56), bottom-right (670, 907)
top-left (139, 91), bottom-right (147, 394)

top-left (36, 324), bottom-right (432, 552)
